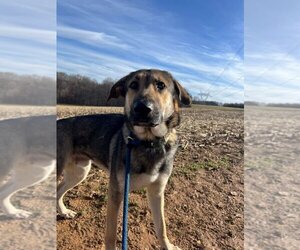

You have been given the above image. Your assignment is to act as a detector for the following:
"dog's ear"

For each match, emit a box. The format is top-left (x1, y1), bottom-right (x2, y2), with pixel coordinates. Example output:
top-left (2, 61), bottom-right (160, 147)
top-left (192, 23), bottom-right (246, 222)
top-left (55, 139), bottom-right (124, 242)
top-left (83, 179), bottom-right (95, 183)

top-left (107, 75), bottom-right (128, 101)
top-left (173, 79), bottom-right (192, 106)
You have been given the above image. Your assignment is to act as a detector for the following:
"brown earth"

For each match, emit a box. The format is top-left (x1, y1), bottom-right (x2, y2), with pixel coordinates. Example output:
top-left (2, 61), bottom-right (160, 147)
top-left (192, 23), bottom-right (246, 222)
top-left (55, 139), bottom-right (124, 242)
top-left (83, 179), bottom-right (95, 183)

top-left (244, 106), bottom-right (300, 250)
top-left (57, 105), bottom-right (244, 250)
top-left (0, 104), bottom-right (56, 120)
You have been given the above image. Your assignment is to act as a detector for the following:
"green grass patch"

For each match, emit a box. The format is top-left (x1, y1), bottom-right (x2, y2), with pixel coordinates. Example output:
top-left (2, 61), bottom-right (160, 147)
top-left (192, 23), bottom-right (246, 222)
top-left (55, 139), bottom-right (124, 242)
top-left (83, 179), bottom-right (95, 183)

top-left (132, 188), bottom-right (147, 197)
top-left (98, 194), bottom-right (108, 203)
top-left (245, 157), bottom-right (275, 169)
top-left (129, 201), bottom-right (139, 207)
top-left (177, 157), bottom-right (230, 176)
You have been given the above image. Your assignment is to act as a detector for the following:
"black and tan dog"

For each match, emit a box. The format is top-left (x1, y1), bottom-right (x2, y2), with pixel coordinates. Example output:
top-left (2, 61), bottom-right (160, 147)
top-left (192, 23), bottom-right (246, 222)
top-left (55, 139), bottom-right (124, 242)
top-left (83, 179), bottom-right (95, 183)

top-left (57, 69), bottom-right (191, 249)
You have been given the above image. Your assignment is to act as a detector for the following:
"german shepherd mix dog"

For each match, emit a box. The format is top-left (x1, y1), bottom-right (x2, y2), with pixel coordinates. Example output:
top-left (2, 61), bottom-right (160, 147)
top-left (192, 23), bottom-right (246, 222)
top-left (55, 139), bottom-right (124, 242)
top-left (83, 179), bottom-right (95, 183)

top-left (0, 116), bottom-right (56, 218)
top-left (57, 69), bottom-right (191, 249)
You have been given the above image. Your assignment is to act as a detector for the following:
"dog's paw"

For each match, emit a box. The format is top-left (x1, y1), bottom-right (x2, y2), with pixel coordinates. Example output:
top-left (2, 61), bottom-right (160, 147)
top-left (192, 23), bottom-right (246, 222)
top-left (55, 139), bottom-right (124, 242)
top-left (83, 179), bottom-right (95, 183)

top-left (7, 209), bottom-right (32, 219)
top-left (163, 244), bottom-right (182, 250)
top-left (102, 245), bottom-right (117, 250)
top-left (59, 209), bottom-right (77, 219)
top-left (171, 246), bottom-right (181, 250)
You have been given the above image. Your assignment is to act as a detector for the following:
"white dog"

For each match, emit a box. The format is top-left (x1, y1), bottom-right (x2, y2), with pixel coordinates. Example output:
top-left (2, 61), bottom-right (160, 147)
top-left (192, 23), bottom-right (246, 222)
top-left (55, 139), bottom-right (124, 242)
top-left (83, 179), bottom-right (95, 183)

top-left (0, 115), bottom-right (55, 219)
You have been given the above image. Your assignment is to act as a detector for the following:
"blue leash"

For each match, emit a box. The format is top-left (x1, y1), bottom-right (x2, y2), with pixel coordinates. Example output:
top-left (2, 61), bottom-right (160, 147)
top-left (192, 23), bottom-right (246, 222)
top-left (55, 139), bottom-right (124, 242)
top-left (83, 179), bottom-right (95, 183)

top-left (122, 132), bottom-right (139, 250)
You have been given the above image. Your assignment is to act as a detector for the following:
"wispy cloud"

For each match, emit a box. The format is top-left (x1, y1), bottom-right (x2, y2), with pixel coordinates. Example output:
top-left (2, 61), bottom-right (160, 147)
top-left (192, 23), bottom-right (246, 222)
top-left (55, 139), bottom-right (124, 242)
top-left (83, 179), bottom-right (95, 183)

top-left (0, 0), bottom-right (56, 77)
top-left (245, 0), bottom-right (300, 103)
top-left (58, 0), bottom-right (244, 103)
top-left (58, 26), bottom-right (130, 49)
top-left (245, 52), bottom-right (300, 103)
top-left (0, 25), bottom-right (55, 45)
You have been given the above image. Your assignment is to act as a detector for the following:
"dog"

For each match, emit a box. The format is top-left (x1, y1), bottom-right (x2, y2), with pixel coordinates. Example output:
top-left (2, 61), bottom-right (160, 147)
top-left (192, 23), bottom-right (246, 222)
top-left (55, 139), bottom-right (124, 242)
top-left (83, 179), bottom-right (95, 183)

top-left (0, 115), bottom-right (56, 219)
top-left (57, 69), bottom-right (191, 249)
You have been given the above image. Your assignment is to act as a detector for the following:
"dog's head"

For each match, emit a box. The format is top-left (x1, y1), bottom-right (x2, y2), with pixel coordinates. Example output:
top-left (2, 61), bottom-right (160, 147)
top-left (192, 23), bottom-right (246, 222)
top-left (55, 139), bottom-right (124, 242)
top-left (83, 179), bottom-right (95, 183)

top-left (108, 69), bottom-right (191, 139)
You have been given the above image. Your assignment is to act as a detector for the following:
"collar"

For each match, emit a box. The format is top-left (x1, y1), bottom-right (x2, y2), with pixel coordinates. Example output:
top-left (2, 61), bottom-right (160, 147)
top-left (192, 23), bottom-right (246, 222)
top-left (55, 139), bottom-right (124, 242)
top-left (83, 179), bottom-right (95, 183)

top-left (127, 131), bottom-right (167, 149)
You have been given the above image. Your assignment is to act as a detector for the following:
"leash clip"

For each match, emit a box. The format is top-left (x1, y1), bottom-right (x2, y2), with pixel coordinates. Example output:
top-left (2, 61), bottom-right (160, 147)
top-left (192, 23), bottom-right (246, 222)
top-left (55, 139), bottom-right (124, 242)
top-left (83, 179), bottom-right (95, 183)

top-left (127, 133), bottom-right (140, 148)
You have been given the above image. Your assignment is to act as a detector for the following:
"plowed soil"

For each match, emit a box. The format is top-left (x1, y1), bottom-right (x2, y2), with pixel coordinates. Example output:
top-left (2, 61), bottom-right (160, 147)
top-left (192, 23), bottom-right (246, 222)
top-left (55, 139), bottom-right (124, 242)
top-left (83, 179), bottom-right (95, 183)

top-left (57, 105), bottom-right (244, 250)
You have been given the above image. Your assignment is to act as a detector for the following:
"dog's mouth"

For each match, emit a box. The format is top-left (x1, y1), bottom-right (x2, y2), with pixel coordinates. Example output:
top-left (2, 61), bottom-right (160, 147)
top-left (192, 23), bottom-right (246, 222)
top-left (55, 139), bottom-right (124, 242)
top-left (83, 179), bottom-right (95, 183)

top-left (131, 116), bottom-right (161, 127)
top-left (133, 121), bottom-right (159, 127)
top-left (129, 108), bottom-right (161, 128)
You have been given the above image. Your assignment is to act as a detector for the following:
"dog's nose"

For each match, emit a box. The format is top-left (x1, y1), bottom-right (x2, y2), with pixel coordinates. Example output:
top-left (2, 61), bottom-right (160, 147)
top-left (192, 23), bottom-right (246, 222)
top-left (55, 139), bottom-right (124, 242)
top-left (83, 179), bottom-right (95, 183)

top-left (133, 100), bottom-right (153, 115)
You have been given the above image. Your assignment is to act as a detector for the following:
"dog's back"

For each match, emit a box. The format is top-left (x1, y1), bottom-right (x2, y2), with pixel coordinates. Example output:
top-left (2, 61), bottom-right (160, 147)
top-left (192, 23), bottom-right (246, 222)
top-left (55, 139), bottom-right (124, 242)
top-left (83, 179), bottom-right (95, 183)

top-left (0, 115), bottom-right (56, 218)
top-left (57, 114), bottom-right (125, 177)
top-left (0, 115), bottom-right (56, 179)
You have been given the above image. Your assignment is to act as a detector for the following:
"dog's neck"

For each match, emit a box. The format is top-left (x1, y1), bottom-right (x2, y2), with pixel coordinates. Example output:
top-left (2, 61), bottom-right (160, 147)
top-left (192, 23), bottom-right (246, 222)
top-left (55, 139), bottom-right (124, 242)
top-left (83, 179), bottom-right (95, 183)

top-left (124, 112), bottom-right (180, 143)
top-left (124, 128), bottom-right (178, 152)
top-left (127, 132), bottom-right (167, 149)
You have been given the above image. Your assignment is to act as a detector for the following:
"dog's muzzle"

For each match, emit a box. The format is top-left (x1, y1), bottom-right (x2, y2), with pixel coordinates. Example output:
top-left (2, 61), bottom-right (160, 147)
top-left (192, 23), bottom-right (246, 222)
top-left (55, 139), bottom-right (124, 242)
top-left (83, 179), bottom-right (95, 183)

top-left (131, 99), bottom-right (161, 127)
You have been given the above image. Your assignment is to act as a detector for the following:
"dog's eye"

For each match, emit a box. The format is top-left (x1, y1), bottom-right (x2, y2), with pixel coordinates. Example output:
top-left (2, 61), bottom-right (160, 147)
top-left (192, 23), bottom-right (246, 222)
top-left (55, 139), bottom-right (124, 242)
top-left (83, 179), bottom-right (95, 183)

top-left (129, 81), bottom-right (139, 90)
top-left (156, 81), bottom-right (165, 90)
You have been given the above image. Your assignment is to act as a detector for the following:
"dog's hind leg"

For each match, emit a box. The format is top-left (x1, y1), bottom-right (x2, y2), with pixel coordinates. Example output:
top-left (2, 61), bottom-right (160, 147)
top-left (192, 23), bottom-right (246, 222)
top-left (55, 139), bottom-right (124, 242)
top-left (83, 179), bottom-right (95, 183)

top-left (57, 158), bottom-right (91, 218)
top-left (0, 158), bottom-right (55, 219)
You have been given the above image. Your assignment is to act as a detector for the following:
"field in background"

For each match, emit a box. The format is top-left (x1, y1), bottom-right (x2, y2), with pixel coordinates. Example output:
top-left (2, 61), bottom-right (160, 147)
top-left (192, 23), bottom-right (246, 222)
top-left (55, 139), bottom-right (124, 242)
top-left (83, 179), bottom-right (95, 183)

top-left (245, 106), bottom-right (300, 250)
top-left (0, 104), bottom-right (55, 120)
top-left (57, 104), bottom-right (244, 250)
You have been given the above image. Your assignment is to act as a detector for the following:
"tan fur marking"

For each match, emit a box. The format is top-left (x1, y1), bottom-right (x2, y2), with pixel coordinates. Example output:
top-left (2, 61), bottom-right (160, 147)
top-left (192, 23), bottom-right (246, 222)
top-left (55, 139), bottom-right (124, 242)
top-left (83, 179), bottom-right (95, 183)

top-left (174, 99), bottom-right (179, 112)
top-left (164, 129), bottom-right (177, 145)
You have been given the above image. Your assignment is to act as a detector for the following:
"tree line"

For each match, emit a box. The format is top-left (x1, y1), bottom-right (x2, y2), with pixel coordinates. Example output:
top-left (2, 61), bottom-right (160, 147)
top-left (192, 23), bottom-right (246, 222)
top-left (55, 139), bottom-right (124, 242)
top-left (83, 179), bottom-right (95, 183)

top-left (192, 99), bottom-right (244, 109)
top-left (58, 72), bottom-right (245, 108)
top-left (0, 72), bottom-right (55, 105)
top-left (245, 101), bottom-right (300, 108)
top-left (57, 72), bottom-right (124, 106)
top-left (1, 71), bottom-right (246, 108)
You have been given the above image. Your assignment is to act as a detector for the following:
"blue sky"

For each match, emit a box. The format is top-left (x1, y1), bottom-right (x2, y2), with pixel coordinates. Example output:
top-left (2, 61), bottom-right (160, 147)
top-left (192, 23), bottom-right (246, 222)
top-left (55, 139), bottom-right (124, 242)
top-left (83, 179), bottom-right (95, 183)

top-left (245, 0), bottom-right (300, 103)
top-left (57, 0), bottom-right (244, 103)
top-left (2, 1), bottom-right (298, 103)
top-left (0, 0), bottom-right (56, 77)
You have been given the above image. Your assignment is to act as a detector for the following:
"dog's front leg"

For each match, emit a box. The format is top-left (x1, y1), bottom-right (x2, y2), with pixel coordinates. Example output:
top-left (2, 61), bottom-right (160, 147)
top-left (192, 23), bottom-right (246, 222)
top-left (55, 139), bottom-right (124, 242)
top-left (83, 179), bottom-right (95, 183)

top-left (105, 183), bottom-right (122, 250)
top-left (147, 176), bottom-right (181, 250)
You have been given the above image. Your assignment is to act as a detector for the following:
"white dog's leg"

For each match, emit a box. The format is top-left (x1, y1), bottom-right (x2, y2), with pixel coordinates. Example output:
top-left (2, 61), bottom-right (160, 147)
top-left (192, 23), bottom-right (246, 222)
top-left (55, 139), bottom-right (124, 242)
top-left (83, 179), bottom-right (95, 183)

top-left (57, 159), bottom-right (91, 218)
top-left (0, 159), bottom-right (55, 219)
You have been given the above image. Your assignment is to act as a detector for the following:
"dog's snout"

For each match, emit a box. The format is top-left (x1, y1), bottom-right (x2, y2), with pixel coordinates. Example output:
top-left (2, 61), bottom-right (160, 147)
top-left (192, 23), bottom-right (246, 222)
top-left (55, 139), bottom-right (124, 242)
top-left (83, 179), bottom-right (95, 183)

top-left (133, 100), bottom-right (153, 115)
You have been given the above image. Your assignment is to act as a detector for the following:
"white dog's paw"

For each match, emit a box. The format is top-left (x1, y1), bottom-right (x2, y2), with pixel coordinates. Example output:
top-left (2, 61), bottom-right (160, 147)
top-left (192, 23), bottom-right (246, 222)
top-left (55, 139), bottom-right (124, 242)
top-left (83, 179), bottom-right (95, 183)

top-left (59, 209), bottom-right (77, 219)
top-left (7, 209), bottom-right (32, 219)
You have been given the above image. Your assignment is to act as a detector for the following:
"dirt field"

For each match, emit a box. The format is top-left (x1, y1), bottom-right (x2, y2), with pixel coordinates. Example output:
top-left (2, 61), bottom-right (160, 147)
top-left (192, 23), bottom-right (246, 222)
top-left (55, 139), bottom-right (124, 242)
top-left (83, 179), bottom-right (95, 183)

top-left (57, 105), bottom-right (244, 250)
top-left (245, 106), bottom-right (300, 250)
top-left (0, 104), bottom-right (55, 120)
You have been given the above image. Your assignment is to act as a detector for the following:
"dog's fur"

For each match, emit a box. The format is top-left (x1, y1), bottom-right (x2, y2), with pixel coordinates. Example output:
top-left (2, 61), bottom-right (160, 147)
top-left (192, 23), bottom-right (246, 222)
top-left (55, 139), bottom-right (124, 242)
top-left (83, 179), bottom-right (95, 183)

top-left (57, 69), bottom-right (191, 249)
top-left (0, 116), bottom-right (56, 218)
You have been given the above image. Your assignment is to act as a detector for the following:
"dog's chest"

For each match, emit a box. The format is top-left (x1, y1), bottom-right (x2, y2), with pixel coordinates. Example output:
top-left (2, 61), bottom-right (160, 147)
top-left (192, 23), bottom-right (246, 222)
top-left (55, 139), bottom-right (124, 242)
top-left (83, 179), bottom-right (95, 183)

top-left (128, 145), bottom-right (176, 190)
top-left (131, 145), bottom-right (169, 174)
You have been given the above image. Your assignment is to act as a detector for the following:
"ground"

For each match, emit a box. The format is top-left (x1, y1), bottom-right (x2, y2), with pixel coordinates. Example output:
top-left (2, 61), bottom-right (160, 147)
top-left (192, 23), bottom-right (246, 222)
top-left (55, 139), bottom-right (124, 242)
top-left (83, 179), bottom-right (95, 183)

top-left (244, 106), bottom-right (300, 250)
top-left (1, 105), bottom-right (298, 249)
top-left (0, 104), bottom-right (244, 249)
top-left (57, 105), bottom-right (244, 250)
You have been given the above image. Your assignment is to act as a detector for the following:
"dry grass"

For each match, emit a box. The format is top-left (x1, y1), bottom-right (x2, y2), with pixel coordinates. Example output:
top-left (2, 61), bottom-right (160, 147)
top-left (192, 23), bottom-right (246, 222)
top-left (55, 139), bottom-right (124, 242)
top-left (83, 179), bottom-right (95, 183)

top-left (0, 104), bottom-right (55, 120)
